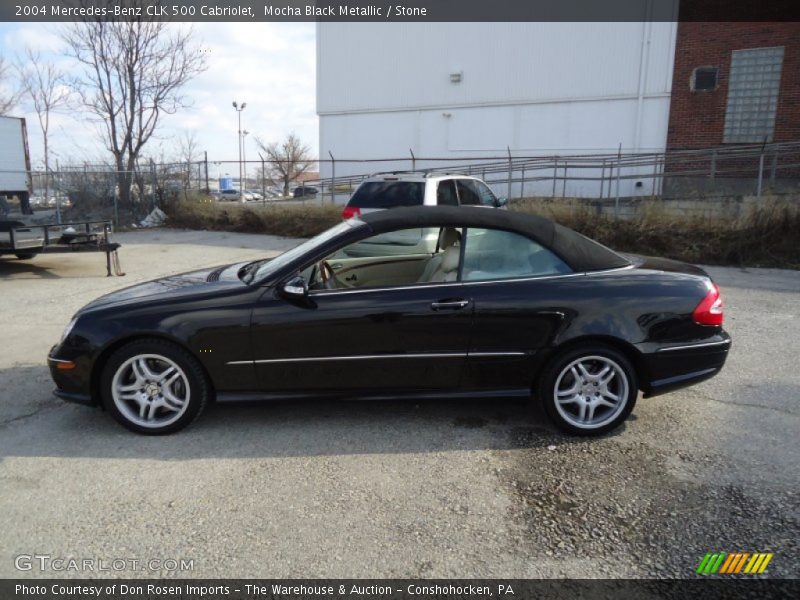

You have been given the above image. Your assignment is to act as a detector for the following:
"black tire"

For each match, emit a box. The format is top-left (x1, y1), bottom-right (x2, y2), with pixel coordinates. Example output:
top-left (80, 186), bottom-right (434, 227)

top-left (537, 344), bottom-right (638, 436)
top-left (100, 338), bottom-right (210, 434)
top-left (15, 252), bottom-right (36, 260)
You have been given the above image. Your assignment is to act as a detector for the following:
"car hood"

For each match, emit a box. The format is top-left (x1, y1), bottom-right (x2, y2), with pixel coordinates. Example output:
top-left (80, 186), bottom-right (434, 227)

top-left (79, 262), bottom-right (251, 312)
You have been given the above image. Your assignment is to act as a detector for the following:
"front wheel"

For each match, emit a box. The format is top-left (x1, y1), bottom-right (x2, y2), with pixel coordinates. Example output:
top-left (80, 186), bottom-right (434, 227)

top-left (100, 339), bottom-right (210, 434)
top-left (15, 252), bottom-right (36, 260)
top-left (538, 345), bottom-right (637, 436)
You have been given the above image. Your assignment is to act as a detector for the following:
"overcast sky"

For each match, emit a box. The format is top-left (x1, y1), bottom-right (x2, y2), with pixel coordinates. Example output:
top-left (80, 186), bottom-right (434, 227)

top-left (0, 22), bottom-right (318, 178)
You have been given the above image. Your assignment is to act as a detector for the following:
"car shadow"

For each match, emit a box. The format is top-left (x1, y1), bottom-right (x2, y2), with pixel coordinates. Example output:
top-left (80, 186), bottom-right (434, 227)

top-left (0, 364), bottom-right (627, 460)
top-left (0, 258), bottom-right (62, 279)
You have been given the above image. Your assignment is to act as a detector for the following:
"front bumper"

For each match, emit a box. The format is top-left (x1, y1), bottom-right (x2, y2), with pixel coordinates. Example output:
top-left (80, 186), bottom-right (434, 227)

top-left (48, 344), bottom-right (97, 407)
top-left (53, 388), bottom-right (94, 406)
top-left (639, 331), bottom-right (731, 397)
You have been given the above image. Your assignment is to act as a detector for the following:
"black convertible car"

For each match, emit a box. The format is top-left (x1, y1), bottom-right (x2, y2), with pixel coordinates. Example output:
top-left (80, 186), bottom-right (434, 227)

top-left (49, 206), bottom-right (730, 435)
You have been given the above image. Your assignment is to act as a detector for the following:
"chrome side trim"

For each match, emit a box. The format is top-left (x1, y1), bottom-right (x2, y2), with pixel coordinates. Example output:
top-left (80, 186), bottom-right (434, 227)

top-left (227, 352), bottom-right (465, 366)
top-left (307, 264), bottom-right (636, 298)
top-left (226, 350), bottom-right (529, 366)
top-left (253, 353), bottom-right (466, 364)
top-left (656, 339), bottom-right (732, 353)
top-left (585, 264), bottom-right (636, 276)
top-left (469, 351), bottom-right (528, 358)
top-left (47, 357), bottom-right (74, 364)
top-left (309, 271), bottom-right (588, 297)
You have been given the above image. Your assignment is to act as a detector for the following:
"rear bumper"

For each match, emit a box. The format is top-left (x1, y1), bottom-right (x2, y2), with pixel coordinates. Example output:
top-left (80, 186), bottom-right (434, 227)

top-left (638, 332), bottom-right (731, 398)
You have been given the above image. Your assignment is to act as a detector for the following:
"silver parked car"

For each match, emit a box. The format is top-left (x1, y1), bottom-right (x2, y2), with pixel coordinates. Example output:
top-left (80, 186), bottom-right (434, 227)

top-left (339, 172), bottom-right (507, 256)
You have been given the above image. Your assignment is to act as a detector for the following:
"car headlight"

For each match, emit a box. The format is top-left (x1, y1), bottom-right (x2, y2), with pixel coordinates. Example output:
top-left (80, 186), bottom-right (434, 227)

top-left (60, 317), bottom-right (78, 344)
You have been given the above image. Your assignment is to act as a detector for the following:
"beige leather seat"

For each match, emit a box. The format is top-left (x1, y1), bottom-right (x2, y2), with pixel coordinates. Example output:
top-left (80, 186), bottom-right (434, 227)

top-left (418, 228), bottom-right (461, 283)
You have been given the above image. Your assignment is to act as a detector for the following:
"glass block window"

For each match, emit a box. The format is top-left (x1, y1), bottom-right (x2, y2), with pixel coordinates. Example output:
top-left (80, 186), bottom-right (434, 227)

top-left (723, 47), bottom-right (784, 143)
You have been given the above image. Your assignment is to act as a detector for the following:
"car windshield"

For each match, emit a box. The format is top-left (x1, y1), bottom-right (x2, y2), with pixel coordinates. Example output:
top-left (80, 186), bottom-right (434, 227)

top-left (348, 181), bottom-right (424, 208)
top-left (246, 220), bottom-right (364, 283)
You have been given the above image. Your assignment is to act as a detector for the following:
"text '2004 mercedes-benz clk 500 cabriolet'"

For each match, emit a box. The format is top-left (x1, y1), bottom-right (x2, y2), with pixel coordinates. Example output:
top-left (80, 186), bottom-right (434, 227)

top-left (49, 206), bottom-right (730, 435)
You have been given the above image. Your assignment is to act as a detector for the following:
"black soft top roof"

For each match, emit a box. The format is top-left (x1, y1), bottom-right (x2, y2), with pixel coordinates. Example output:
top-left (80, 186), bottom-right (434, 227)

top-left (360, 206), bottom-right (630, 272)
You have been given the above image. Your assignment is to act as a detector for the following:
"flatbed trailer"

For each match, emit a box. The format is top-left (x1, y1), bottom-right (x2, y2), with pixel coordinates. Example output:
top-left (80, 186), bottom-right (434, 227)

top-left (0, 220), bottom-right (124, 277)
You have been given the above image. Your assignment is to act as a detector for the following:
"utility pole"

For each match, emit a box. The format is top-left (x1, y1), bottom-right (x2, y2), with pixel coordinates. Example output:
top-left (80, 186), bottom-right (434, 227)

top-left (232, 100), bottom-right (246, 198)
top-left (242, 130), bottom-right (249, 196)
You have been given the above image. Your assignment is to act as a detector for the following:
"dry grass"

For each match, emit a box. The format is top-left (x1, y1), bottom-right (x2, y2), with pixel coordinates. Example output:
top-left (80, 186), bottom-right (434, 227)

top-left (164, 197), bottom-right (800, 269)
top-left (512, 197), bottom-right (800, 268)
top-left (164, 199), bottom-right (342, 239)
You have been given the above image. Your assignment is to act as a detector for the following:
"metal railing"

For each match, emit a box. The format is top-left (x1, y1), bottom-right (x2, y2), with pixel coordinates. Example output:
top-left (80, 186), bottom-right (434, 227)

top-left (4, 140), bottom-right (799, 224)
top-left (300, 140), bottom-right (800, 205)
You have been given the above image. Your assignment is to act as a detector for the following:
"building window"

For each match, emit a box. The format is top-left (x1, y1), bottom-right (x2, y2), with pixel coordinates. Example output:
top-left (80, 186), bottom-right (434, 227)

top-left (723, 47), bottom-right (784, 143)
top-left (691, 67), bottom-right (719, 91)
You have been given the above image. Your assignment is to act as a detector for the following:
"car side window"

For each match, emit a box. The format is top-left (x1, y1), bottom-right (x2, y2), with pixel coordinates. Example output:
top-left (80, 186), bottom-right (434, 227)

top-left (461, 228), bottom-right (572, 281)
top-left (472, 181), bottom-right (498, 206)
top-left (310, 227), bottom-right (462, 292)
top-left (437, 180), bottom-right (458, 206)
top-left (456, 180), bottom-right (481, 205)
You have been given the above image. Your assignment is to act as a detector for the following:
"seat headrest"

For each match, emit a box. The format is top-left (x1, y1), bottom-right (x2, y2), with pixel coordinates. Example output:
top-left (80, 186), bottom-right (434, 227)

top-left (438, 227), bottom-right (461, 249)
top-left (441, 245), bottom-right (461, 272)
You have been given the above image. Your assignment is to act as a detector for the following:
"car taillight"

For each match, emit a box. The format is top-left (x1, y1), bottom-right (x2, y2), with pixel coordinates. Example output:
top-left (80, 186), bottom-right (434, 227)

top-left (693, 282), bottom-right (724, 326)
top-left (342, 206), bottom-right (361, 220)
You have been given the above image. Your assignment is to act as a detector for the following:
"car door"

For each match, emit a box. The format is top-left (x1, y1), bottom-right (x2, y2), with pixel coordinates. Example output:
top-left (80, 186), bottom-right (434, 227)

top-left (457, 179), bottom-right (501, 208)
top-left (459, 227), bottom-right (575, 391)
top-left (471, 179), bottom-right (502, 207)
top-left (436, 179), bottom-right (459, 206)
top-left (249, 232), bottom-right (473, 393)
top-left (455, 179), bottom-right (481, 205)
top-left (250, 286), bottom-right (473, 393)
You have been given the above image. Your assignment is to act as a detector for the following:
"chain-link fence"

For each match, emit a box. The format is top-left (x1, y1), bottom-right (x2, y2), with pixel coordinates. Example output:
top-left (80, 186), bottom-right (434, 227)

top-left (5, 140), bottom-right (799, 225)
top-left (13, 158), bottom-right (212, 224)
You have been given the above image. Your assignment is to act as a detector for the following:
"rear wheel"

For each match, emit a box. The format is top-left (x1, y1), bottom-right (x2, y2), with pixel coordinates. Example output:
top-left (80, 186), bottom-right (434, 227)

top-left (538, 344), bottom-right (637, 436)
top-left (100, 339), bottom-right (209, 434)
top-left (15, 252), bottom-right (36, 260)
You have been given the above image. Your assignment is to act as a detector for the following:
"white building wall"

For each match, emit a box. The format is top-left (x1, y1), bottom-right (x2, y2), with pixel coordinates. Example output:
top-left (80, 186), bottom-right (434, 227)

top-left (317, 17), bottom-right (678, 197)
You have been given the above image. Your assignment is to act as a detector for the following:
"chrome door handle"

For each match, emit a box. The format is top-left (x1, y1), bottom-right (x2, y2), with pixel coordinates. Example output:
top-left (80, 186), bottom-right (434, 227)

top-left (431, 299), bottom-right (470, 311)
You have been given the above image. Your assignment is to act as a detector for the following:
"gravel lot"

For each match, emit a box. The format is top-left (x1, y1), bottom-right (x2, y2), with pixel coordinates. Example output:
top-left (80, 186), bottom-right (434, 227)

top-left (0, 229), bottom-right (797, 579)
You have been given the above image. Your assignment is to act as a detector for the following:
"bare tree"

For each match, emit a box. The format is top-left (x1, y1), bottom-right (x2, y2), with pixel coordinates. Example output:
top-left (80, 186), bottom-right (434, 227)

top-left (0, 56), bottom-right (22, 115)
top-left (177, 131), bottom-right (200, 191)
top-left (255, 133), bottom-right (315, 196)
top-left (62, 12), bottom-right (207, 208)
top-left (178, 131), bottom-right (200, 163)
top-left (16, 48), bottom-right (71, 208)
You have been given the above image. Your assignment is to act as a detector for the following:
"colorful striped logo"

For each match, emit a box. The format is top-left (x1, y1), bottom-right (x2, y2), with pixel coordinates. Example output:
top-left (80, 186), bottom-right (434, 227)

top-left (696, 552), bottom-right (773, 574)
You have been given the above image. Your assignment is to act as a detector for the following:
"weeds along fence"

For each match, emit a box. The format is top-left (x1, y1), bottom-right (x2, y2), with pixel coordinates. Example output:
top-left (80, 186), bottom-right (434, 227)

top-left (162, 194), bottom-right (800, 269)
top-left (9, 139), bottom-right (800, 224)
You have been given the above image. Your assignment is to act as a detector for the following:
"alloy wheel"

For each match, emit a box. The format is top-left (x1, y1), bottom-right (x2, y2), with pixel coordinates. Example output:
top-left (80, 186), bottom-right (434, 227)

top-left (111, 353), bottom-right (191, 429)
top-left (553, 355), bottom-right (629, 430)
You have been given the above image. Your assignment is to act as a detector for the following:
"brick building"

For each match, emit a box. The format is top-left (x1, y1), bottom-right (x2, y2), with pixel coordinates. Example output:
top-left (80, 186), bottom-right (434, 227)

top-left (667, 22), bottom-right (800, 149)
top-left (662, 21), bottom-right (800, 194)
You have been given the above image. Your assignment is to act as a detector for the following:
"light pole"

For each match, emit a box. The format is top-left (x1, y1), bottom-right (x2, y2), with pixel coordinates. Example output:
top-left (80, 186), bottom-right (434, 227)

top-left (232, 101), bottom-right (246, 197)
top-left (242, 130), bottom-right (249, 196)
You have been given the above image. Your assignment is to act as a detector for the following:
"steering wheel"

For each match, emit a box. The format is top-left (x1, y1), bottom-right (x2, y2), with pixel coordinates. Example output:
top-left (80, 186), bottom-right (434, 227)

top-left (318, 260), bottom-right (337, 289)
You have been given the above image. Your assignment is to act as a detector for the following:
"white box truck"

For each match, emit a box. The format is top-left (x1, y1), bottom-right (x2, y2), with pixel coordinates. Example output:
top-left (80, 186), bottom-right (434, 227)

top-left (1, 115), bottom-right (41, 258)
top-left (0, 115), bottom-right (32, 215)
top-left (0, 115), bottom-right (123, 271)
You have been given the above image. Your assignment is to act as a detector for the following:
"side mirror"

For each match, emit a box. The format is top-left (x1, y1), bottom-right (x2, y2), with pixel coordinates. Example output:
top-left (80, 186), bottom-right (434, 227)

top-left (495, 196), bottom-right (508, 208)
top-left (281, 275), bottom-right (308, 298)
